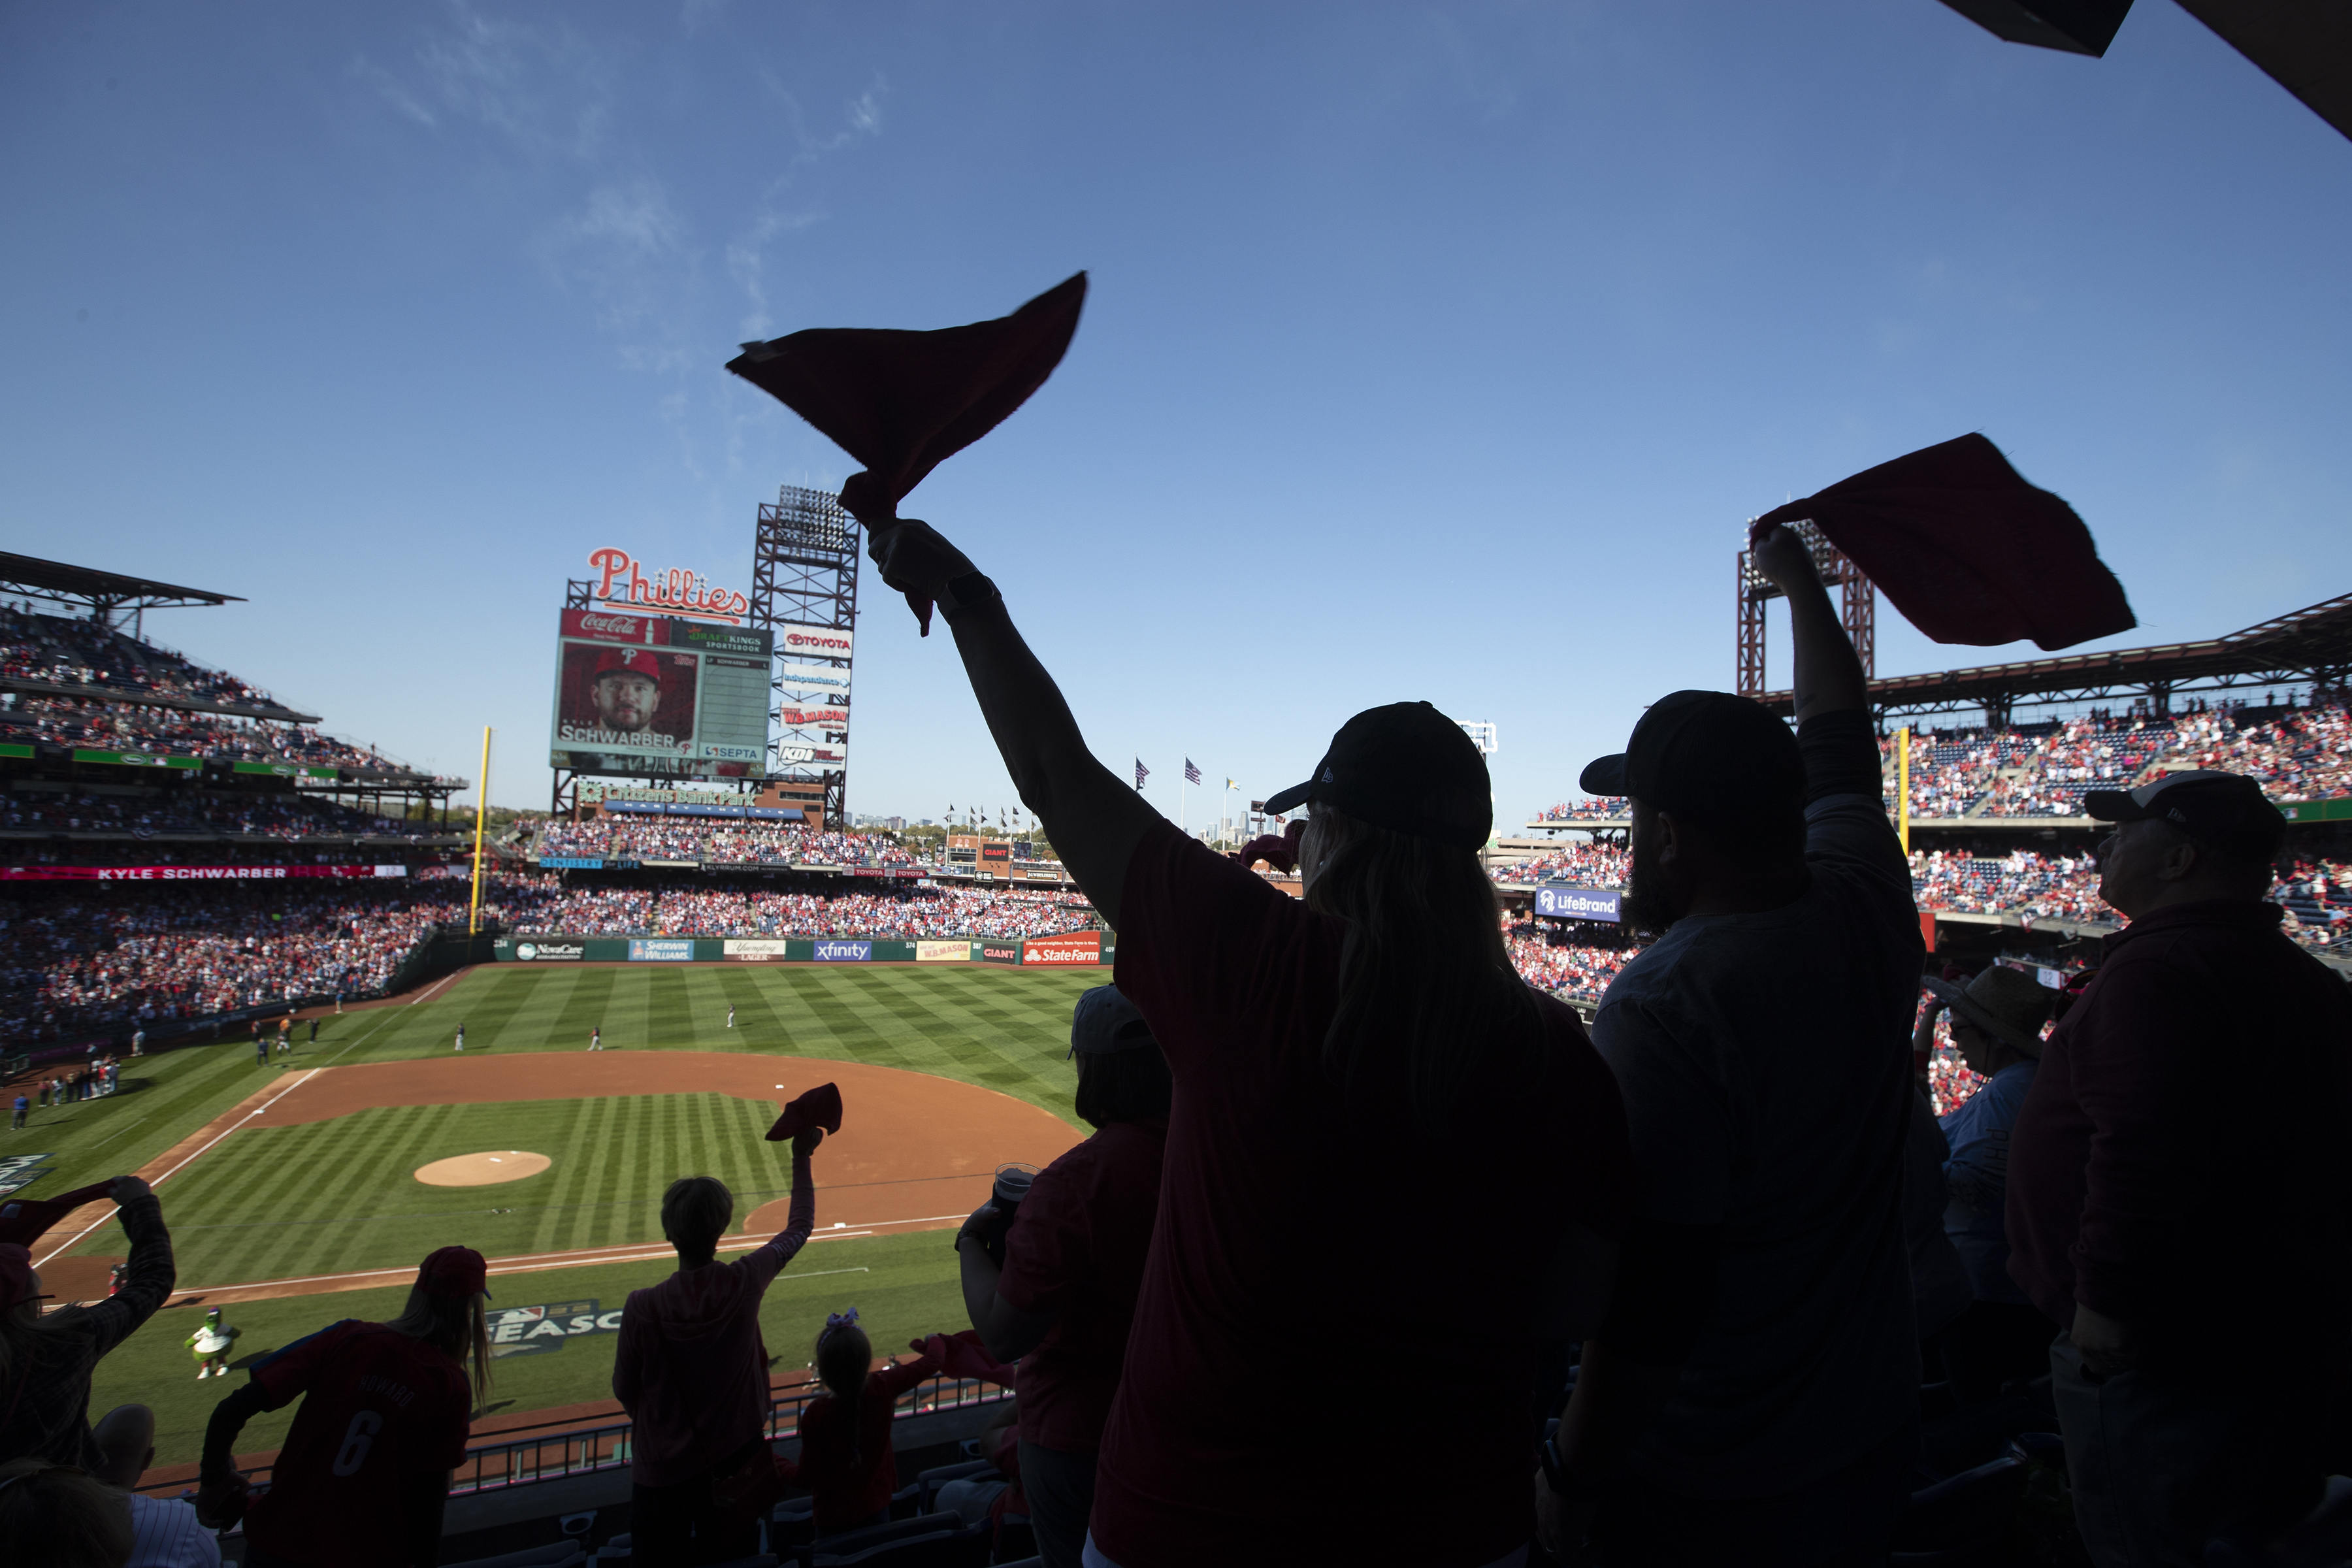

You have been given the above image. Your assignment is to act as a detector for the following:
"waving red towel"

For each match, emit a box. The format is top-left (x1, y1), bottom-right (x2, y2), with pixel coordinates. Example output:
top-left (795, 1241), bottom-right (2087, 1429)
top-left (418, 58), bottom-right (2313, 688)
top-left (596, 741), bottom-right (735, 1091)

top-left (912, 1329), bottom-right (1018, 1388)
top-left (765, 1081), bottom-right (844, 1142)
top-left (1749, 434), bottom-right (2135, 651)
top-left (1230, 819), bottom-right (1308, 873)
top-left (726, 274), bottom-right (1088, 635)
top-left (0, 1180), bottom-right (118, 1247)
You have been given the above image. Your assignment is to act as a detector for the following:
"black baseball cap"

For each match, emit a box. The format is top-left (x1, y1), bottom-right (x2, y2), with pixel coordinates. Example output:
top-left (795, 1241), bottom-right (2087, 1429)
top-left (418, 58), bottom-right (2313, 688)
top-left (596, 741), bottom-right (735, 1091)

top-left (2085, 770), bottom-right (2285, 861)
top-left (1262, 702), bottom-right (1492, 851)
top-left (1069, 985), bottom-right (1158, 1059)
top-left (1580, 690), bottom-right (1803, 822)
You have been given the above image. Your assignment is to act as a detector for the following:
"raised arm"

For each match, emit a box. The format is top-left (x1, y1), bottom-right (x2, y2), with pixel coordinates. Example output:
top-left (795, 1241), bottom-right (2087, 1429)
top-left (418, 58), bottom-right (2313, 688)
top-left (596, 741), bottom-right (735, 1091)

top-left (1751, 525), bottom-right (1868, 724)
top-left (870, 522), bottom-right (1158, 926)
top-left (80, 1177), bottom-right (174, 1356)
top-left (766, 1131), bottom-right (821, 1267)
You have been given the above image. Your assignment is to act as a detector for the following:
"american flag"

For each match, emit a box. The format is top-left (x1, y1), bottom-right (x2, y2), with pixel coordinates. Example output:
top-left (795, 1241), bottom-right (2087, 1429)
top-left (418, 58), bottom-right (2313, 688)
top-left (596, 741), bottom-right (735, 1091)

top-left (1184, 759), bottom-right (1202, 785)
top-left (1134, 758), bottom-right (1149, 789)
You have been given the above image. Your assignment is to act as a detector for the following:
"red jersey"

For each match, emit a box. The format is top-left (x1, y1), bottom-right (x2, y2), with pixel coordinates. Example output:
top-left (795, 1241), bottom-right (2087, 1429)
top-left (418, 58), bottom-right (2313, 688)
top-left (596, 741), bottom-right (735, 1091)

top-left (996, 1117), bottom-right (1166, 1453)
top-left (779, 1354), bottom-right (938, 1530)
top-left (243, 1320), bottom-right (472, 1568)
top-left (1098, 821), bottom-right (1637, 1567)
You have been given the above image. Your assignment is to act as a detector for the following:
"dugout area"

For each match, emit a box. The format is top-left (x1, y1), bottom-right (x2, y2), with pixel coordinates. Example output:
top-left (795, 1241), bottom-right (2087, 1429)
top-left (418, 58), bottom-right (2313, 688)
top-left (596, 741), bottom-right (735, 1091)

top-left (20, 962), bottom-right (1099, 1471)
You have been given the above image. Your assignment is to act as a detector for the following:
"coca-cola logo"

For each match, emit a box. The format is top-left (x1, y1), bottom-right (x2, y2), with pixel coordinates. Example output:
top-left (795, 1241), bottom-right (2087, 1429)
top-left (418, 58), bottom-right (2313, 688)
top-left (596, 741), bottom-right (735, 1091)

top-left (579, 614), bottom-right (640, 634)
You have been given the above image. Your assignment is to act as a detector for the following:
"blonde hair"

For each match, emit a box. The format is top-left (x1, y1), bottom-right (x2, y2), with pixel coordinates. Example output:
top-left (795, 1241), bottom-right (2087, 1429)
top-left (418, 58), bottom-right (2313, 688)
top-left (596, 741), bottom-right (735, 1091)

top-left (385, 1284), bottom-right (493, 1407)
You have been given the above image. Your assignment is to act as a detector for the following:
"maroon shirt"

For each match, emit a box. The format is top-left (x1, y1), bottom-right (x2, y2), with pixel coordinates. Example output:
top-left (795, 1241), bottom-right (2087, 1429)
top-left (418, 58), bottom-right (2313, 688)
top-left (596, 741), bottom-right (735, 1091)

top-left (242, 1321), bottom-right (472, 1568)
top-left (2007, 900), bottom-right (2352, 1339)
top-left (779, 1354), bottom-right (939, 1529)
top-left (996, 1116), bottom-right (1166, 1454)
top-left (1097, 821), bottom-right (1636, 1567)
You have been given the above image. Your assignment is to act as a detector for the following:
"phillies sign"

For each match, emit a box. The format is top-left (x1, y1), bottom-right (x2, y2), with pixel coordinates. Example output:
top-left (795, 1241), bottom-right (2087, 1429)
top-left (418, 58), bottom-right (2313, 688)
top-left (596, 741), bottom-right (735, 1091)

top-left (587, 547), bottom-right (751, 625)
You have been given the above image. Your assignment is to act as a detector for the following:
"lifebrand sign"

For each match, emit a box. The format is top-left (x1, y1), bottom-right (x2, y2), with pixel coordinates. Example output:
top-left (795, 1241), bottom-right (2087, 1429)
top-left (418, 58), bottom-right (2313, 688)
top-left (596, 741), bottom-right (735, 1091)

top-left (1533, 887), bottom-right (1622, 923)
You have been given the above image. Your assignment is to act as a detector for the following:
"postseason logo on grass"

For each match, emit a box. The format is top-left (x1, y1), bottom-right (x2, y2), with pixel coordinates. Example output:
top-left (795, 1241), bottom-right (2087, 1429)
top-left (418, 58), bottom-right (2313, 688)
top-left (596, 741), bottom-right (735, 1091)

top-left (488, 1299), bottom-right (623, 1358)
top-left (0, 1153), bottom-right (57, 1198)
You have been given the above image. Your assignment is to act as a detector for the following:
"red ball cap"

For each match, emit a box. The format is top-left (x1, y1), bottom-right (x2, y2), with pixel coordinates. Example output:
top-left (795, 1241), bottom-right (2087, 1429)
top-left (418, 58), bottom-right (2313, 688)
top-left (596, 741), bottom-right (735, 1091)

top-left (591, 645), bottom-right (664, 684)
top-left (417, 1245), bottom-right (489, 1301)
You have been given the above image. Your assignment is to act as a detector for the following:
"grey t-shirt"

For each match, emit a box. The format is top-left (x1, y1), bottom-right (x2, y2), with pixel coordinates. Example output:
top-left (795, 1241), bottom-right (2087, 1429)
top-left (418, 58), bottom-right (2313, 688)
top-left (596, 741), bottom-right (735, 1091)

top-left (1593, 791), bottom-right (1924, 1499)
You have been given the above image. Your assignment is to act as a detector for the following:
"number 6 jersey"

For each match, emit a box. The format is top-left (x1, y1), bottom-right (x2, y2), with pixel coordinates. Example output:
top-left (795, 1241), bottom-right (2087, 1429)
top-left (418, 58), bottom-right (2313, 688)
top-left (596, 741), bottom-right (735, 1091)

top-left (242, 1319), bottom-right (473, 1567)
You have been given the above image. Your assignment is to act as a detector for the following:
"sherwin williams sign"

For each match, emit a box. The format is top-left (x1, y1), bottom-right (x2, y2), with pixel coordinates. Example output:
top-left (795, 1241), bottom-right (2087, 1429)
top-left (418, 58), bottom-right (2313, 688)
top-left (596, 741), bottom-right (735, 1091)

top-left (813, 940), bottom-right (872, 962)
top-left (1533, 887), bottom-right (1622, 923)
top-left (628, 939), bottom-right (697, 962)
top-left (1021, 932), bottom-right (1104, 966)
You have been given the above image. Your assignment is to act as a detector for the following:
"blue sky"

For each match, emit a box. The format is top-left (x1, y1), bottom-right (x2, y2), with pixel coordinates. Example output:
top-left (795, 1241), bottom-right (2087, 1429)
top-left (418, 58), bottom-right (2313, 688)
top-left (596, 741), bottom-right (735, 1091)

top-left (3, 2), bottom-right (2347, 823)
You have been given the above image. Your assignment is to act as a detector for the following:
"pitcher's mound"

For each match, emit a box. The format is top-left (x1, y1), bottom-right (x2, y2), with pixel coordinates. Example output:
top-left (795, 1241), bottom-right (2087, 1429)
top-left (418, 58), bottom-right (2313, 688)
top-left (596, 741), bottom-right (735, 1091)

top-left (415, 1151), bottom-right (551, 1187)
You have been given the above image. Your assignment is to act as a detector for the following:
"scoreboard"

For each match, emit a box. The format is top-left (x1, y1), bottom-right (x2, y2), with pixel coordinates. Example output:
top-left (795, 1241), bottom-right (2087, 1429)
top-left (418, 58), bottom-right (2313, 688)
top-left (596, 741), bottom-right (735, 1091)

top-left (549, 610), bottom-right (774, 779)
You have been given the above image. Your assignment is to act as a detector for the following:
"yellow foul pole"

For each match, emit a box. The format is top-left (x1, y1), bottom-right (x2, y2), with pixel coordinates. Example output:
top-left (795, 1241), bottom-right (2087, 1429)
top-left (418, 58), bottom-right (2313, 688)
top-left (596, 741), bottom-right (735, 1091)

top-left (1896, 725), bottom-right (1910, 857)
top-left (468, 726), bottom-right (493, 935)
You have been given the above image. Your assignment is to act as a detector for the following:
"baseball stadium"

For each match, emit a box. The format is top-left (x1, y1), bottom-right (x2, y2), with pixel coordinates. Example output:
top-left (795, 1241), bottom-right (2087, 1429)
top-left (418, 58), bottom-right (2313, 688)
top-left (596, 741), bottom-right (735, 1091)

top-left (8, 9), bottom-right (2352, 1567)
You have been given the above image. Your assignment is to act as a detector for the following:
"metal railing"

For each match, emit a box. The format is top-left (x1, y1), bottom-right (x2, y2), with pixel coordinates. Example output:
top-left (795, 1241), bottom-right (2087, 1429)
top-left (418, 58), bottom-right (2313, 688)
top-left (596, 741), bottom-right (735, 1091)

top-left (139, 1371), bottom-right (1013, 1501)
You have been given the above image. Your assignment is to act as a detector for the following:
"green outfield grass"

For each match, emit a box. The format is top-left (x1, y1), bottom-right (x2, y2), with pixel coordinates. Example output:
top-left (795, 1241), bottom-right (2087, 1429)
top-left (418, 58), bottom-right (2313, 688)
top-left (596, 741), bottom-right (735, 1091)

top-left (16, 963), bottom-right (1092, 1468)
top-left (90, 1230), bottom-right (964, 1471)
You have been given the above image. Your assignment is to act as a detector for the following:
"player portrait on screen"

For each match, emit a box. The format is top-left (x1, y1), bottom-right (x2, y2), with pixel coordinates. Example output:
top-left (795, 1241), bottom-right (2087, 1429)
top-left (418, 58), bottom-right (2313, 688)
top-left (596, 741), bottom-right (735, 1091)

top-left (555, 644), bottom-right (700, 755)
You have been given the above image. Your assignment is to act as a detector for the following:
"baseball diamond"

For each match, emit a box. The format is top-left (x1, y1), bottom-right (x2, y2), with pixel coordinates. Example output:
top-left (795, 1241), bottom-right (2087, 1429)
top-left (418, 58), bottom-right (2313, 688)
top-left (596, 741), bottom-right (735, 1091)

top-left (8, 961), bottom-right (1098, 1471)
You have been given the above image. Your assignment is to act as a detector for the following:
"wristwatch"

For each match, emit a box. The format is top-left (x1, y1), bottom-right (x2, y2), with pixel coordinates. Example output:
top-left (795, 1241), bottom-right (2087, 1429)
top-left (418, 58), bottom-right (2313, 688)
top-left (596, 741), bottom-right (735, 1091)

top-left (938, 571), bottom-right (1001, 626)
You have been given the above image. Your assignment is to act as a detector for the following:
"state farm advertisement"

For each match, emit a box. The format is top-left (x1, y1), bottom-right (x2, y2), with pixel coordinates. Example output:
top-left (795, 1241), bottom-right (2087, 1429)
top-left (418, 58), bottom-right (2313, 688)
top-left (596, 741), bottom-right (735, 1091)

top-left (1021, 932), bottom-right (1104, 966)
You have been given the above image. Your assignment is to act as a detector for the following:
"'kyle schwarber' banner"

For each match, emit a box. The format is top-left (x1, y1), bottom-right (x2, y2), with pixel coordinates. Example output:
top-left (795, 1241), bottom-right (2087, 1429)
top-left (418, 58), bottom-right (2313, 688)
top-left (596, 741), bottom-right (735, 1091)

top-left (0, 865), bottom-right (410, 882)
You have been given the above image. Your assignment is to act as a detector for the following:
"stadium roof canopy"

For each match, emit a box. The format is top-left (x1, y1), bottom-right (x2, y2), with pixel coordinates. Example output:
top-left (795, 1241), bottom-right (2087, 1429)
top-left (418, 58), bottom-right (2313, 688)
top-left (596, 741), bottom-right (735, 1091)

top-left (1756, 591), bottom-right (2352, 725)
top-left (0, 551), bottom-right (244, 627)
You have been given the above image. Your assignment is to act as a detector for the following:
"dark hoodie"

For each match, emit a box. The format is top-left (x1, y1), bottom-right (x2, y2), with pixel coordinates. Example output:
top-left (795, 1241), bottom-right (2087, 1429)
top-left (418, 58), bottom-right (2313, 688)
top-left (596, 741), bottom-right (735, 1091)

top-left (612, 1150), bottom-right (813, 1486)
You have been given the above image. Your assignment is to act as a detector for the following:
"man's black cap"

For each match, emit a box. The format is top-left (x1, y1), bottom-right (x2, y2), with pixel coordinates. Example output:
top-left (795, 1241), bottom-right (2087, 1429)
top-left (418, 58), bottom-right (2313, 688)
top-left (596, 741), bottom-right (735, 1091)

top-left (1579, 690), bottom-right (1803, 822)
top-left (1068, 985), bottom-right (1159, 1059)
top-left (2085, 770), bottom-right (2285, 861)
top-left (1262, 702), bottom-right (1491, 851)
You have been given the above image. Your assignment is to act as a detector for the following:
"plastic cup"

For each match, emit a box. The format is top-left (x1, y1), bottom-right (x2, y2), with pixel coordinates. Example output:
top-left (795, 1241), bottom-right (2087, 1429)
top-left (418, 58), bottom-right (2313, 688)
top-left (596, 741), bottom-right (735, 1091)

top-left (992, 1163), bottom-right (1039, 1211)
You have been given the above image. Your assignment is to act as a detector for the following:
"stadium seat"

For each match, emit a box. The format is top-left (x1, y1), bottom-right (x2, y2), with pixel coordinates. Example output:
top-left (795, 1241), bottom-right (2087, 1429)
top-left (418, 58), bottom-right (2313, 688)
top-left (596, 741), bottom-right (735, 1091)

top-left (1887, 1454), bottom-right (2029, 1566)
top-left (789, 1512), bottom-right (959, 1562)
top-left (806, 1524), bottom-right (989, 1568)
top-left (588, 1533), bottom-right (629, 1565)
top-left (440, 1545), bottom-right (589, 1568)
top-left (915, 1458), bottom-right (1001, 1512)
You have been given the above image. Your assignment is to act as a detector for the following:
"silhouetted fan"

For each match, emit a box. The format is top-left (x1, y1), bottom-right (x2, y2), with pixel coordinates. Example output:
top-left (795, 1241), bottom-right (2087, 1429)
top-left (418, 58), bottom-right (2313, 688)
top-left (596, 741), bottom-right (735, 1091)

top-left (0, 1181), bottom-right (117, 1247)
top-left (765, 1081), bottom-right (843, 1142)
top-left (1749, 433), bottom-right (2136, 652)
top-left (913, 1328), bottom-right (1017, 1387)
top-left (727, 273), bottom-right (1088, 634)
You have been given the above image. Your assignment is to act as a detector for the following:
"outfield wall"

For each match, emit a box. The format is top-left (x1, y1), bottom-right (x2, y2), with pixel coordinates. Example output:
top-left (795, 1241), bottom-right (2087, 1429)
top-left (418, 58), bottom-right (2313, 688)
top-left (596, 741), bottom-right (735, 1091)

top-left (493, 931), bottom-right (1110, 966)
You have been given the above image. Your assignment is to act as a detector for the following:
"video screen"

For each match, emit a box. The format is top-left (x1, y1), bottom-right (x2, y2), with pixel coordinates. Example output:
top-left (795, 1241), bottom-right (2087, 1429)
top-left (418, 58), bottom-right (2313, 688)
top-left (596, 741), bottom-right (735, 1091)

top-left (549, 610), bottom-right (772, 779)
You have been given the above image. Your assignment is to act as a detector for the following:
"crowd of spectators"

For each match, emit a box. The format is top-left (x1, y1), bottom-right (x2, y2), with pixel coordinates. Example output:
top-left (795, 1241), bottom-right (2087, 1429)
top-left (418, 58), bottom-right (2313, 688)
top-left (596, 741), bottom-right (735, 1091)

top-left (0, 604), bottom-right (295, 714)
top-left (0, 789), bottom-right (438, 841)
top-left (515, 883), bottom-right (1097, 939)
top-left (0, 878), bottom-right (509, 1041)
top-left (1533, 797), bottom-right (1627, 821)
top-left (0, 693), bottom-right (404, 775)
top-left (537, 817), bottom-right (920, 868)
top-left (1876, 696), bottom-right (2352, 820)
top-left (1492, 841), bottom-right (1628, 887)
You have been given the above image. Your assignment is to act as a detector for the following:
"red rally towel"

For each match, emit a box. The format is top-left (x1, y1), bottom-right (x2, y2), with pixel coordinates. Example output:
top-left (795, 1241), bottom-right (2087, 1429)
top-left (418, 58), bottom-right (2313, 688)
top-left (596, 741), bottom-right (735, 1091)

top-left (0, 1181), bottom-right (120, 1247)
top-left (765, 1081), bottom-right (844, 1142)
top-left (1749, 433), bottom-right (2136, 652)
top-left (725, 274), bottom-right (1088, 636)
top-left (913, 1329), bottom-right (1018, 1388)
